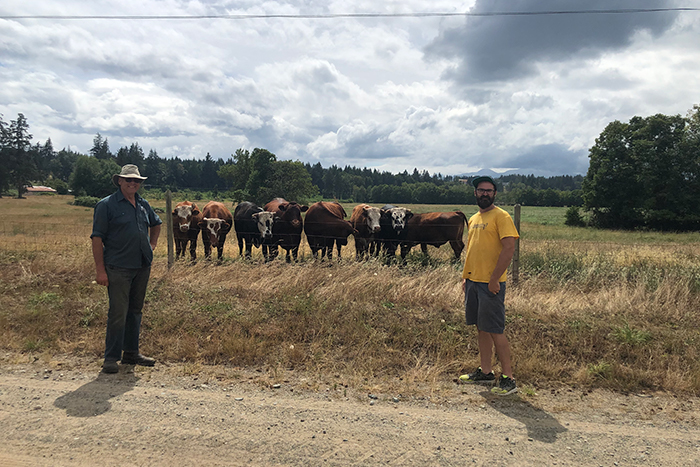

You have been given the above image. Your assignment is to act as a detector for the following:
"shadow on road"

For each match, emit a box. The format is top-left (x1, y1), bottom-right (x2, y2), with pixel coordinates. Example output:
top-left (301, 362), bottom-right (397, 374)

top-left (479, 391), bottom-right (568, 443)
top-left (53, 368), bottom-right (139, 417)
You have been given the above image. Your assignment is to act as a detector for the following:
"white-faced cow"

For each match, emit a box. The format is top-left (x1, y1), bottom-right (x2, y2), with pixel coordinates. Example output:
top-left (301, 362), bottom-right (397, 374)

top-left (233, 201), bottom-right (275, 260)
top-left (198, 201), bottom-right (233, 261)
top-left (263, 198), bottom-right (309, 263)
top-left (172, 201), bottom-right (202, 261)
top-left (374, 205), bottom-right (413, 259)
top-left (349, 204), bottom-right (381, 260)
top-left (304, 201), bottom-right (357, 260)
top-left (400, 211), bottom-right (467, 262)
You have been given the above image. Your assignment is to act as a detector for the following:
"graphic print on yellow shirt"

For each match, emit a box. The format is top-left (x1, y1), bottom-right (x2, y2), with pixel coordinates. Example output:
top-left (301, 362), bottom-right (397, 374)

top-left (462, 206), bottom-right (519, 283)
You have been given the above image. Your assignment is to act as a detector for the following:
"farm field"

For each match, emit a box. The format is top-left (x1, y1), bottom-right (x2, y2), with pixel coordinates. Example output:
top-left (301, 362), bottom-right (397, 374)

top-left (2, 194), bottom-right (700, 465)
top-left (1, 194), bottom-right (699, 396)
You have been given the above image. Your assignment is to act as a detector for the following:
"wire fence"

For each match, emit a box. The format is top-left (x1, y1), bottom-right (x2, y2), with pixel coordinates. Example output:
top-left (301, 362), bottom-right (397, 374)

top-left (2, 197), bottom-right (698, 278)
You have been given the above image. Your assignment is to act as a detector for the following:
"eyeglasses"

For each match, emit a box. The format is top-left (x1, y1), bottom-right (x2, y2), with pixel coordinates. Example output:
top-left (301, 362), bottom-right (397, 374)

top-left (123, 179), bottom-right (142, 185)
top-left (476, 188), bottom-right (495, 195)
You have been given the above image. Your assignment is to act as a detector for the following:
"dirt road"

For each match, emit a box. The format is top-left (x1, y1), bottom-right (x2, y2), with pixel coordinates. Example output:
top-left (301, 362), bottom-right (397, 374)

top-left (1, 357), bottom-right (699, 466)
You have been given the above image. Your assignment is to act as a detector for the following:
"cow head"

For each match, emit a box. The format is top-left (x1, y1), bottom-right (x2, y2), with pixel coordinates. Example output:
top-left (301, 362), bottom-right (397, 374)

top-left (362, 205), bottom-right (382, 233)
top-left (277, 202), bottom-right (308, 229)
top-left (382, 207), bottom-right (413, 232)
top-left (172, 203), bottom-right (200, 232)
top-left (252, 211), bottom-right (275, 241)
top-left (199, 217), bottom-right (231, 247)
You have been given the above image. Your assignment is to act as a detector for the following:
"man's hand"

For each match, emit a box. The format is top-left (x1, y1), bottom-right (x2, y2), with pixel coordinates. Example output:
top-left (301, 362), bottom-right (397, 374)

top-left (488, 278), bottom-right (500, 295)
top-left (95, 268), bottom-right (108, 286)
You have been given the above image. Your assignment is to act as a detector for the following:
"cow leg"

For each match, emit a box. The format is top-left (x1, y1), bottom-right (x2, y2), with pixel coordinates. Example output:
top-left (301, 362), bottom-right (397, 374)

top-left (246, 240), bottom-right (253, 260)
top-left (203, 238), bottom-right (212, 259)
top-left (400, 243), bottom-right (411, 261)
top-left (237, 236), bottom-right (244, 258)
top-left (324, 239), bottom-right (332, 261)
top-left (174, 239), bottom-right (182, 259)
top-left (421, 243), bottom-right (429, 255)
top-left (450, 239), bottom-right (465, 261)
top-left (336, 242), bottom-right (343, 260)
top-left (189, 238), bottom-right (197, 262)
top-left (269, 245), bottom-right (279, 262)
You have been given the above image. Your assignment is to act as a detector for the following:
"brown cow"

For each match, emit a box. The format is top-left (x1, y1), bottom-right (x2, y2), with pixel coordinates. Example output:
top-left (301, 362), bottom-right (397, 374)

top-left (263, 198), bottom-right (309, 262)
top-left (400, 211), bottom-right (467, 261)
top-left (349, 204), bottom-right (381, 260)
top-left (304, 201), bottom-right (357, 260)
top-left (198, 201), bottom-right (233, 261)
top-left (172, 201), bottom-right (202, 261)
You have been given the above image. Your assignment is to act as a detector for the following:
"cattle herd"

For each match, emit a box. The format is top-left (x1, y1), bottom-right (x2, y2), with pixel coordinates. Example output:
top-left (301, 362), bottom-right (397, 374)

top-left (172, 198), bottom-right (467, 263)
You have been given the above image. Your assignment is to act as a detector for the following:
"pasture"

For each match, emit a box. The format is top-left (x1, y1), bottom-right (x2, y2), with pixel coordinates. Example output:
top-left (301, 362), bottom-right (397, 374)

top-left (1, 194), bottom-right (699, 396)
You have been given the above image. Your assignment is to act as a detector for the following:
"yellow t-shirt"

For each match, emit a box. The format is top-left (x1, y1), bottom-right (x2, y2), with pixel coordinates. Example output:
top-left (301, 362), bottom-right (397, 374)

top-left (462, 206), bottom-right (519, 283)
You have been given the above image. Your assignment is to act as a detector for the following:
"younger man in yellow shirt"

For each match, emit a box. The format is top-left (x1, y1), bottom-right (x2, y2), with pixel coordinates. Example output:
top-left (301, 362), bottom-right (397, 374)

top-left (459, 176), bottom-right (519, 395)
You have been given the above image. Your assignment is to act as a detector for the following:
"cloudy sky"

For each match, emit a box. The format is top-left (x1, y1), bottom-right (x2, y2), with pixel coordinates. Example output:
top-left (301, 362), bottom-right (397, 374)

top-left (2, 1), bottom-right (700, 176)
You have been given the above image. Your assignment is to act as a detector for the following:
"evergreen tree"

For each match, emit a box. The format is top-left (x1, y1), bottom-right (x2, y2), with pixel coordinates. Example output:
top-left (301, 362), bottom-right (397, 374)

top-left (90, 133), bottom-right (112, 160)
top-left (6, 113), bottom-right (37, 198)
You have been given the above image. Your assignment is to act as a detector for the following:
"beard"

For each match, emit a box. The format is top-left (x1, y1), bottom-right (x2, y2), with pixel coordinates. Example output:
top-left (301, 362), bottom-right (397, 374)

top-left (477, 195), bottom-right (494, 209)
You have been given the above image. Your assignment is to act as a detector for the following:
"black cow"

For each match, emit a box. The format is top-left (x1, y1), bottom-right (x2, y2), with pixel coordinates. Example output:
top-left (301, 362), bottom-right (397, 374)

top-left (233, 202), bottom-right (275, 259)
top-left (374, 205), bottom-right (413, 259)
top-left (263, 198), bottom-right (308, 262)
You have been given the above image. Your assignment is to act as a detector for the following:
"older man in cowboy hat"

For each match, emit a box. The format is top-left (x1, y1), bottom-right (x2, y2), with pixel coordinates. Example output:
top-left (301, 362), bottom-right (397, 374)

top-left (91, 164), bottom-right (162, 373)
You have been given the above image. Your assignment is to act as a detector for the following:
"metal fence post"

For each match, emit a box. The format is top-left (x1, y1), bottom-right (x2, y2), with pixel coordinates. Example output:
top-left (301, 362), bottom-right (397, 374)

top-left (165, 190), bottom-right (174, 269)
top-left (512, 204), bottom-right (521, 284)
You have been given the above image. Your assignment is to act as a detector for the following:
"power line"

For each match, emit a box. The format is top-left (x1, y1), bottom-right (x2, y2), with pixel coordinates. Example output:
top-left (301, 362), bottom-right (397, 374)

top-left (2, 8), bottom-right (699, 21)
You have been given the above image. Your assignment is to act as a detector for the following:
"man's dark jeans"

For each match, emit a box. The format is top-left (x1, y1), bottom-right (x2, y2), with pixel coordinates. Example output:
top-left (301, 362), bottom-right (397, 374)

top-left (104, 265), bottom-right (151, 362)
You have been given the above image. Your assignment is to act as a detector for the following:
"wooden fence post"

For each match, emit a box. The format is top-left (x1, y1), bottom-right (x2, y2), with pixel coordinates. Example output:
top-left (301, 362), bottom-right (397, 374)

top-left (165, 190), bottom-right (174, 269)
top-left (512, 204), bottom-right (521, 285)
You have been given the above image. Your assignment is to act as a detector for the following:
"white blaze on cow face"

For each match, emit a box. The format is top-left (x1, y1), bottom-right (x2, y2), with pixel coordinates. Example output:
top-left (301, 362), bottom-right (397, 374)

top-left (175, 205), bottom-right (194, 232)
top-left (364, 206), bottom-right (381, 233)
top-left (389, 207), bottom-right (411, 231)
top-left (252, 211), bottom-right (275, 239)
top-left (203, 218), bottom-right (226, 246)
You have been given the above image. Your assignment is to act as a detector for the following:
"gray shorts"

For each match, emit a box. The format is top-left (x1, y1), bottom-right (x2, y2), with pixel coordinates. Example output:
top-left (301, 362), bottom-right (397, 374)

top-left (465, 280), bottom-right (506, 334)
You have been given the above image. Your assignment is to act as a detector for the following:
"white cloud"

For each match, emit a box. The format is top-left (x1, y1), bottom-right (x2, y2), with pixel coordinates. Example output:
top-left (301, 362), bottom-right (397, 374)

top-left (1, 0), bottom-right (699, 175)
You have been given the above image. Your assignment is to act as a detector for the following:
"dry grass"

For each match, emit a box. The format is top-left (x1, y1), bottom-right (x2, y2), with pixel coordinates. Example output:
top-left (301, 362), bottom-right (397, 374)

top-left (1, 195), bottom-right (699, 396)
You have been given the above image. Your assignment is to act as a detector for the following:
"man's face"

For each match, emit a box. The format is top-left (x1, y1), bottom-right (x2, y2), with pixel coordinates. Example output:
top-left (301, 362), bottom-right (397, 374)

top-left (119, 177), bottom-right (142, 196)
top-left (475, 182), bottom-right (496, 209)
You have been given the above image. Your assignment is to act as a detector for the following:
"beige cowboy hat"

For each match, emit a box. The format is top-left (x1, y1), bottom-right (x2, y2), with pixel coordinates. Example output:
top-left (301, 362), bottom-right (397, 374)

top-left (112, 164), bottom-right (148, 187)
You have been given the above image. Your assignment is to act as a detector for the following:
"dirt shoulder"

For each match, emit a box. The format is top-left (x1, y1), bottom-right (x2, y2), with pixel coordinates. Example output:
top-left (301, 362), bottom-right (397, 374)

top-left (1, 356), bottom-right (699, 467)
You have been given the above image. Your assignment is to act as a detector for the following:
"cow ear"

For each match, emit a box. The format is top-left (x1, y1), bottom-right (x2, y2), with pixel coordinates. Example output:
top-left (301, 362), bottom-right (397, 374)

top-left (172, 209), bottom-right (178, 215)
top-left (223, 221), bottom-right (232, 232)
top-left (279, 203), bottom-right (288, 211)
top-left (198, 220), bottom-right (206, 228)
top-left (252, 212), bottom-right (260, 220)
top-left (300, 205), bottom-right (309, 212)
top-left (406, 211), bottom-right (414, 219)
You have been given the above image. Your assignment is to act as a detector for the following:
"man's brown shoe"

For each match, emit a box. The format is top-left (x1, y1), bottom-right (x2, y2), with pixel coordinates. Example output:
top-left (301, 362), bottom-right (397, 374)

top-left (102, 360), bottom-right (119, 373)
top-left (121, 352), bottom-right (155, 366)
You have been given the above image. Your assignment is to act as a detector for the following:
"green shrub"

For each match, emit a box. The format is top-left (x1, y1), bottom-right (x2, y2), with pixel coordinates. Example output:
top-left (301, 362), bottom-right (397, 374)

top-left (72, 196), bottom-right (100, 208)
top-left (564, 206), bottom-right (586, 227)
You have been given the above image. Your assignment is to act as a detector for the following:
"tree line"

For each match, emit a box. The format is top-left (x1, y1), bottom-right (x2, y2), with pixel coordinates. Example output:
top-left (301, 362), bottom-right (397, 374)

top-left (3, 104), bottom-right (700, 230)
top-left (0, 116), bottom-right (582, 207)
